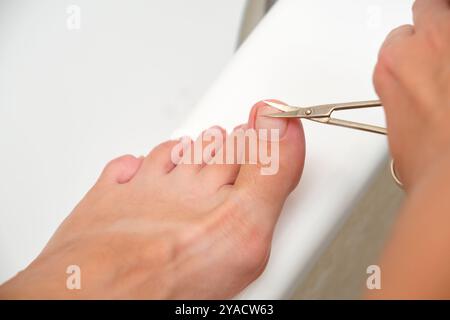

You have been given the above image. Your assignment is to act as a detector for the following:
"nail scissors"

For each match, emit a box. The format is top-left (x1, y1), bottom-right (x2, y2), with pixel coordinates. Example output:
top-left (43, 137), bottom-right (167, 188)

top-left (263, 100), bottom-right (387, 135)
top-left (264, 100), bottom-right (403, 187)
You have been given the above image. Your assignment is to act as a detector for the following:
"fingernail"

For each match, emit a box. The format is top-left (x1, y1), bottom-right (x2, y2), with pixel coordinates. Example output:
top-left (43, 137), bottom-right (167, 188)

top-left (255, 105), bottom-right (288, 139)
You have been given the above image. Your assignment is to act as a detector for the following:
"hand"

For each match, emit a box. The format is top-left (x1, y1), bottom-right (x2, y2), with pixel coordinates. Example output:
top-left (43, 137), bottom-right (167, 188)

top-left (373, 0), bottom-right (450, 189)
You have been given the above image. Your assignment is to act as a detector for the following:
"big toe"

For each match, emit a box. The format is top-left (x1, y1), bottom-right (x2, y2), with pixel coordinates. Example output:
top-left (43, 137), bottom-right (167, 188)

top-left (234, 100), bottom-right (306, 224)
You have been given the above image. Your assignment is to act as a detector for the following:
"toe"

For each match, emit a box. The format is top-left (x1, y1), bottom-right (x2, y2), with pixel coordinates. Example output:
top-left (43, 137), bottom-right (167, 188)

top-left (141, 140), bottom-right (180, 175)
top-left (198, 124), bottom-right (247, 190)
top-left (98, 155), bottom-right (144, 184)
top-left (173, 126), bottom-right (226, 174)
top-left (233, 100), bottom-right (306, 225)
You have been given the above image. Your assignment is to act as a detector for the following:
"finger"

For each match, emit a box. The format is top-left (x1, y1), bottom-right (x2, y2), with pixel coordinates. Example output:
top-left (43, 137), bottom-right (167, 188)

top-left (380, 24), bottom-right (415, 52)
top-left (375, 25), bottom-right (414, 96)
top-left (413, 0), bottom-right (450, 27)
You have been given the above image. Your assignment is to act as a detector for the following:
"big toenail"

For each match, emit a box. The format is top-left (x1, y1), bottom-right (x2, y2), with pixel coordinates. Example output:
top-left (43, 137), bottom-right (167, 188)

top-left (255, 105), bottom-right (288, 139)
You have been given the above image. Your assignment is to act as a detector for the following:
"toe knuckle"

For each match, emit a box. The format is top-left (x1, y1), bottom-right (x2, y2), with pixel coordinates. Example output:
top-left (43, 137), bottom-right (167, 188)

top-left (218, 197), bottom-right (271, 270)
top-left (376, 46), bottom-right (397, 76)
top-left (412, 0), bottom-right (424, 17)
top-left (424, 22), bottom-right (447, 51)
top-left (225, 227), bottom-right (270, 277)
top-left (231, 235), bottom-right (270, 283)
top-left (377, 38), bottom-right (415, 81)
top-left (248, 241), bottom-right (270, 265)
top-left (233, 219), bottom-right (270, 266)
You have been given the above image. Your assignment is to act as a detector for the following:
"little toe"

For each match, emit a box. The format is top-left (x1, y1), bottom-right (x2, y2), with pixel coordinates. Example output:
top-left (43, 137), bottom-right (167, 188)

top-left (97, 154), bottom-right (144, 185)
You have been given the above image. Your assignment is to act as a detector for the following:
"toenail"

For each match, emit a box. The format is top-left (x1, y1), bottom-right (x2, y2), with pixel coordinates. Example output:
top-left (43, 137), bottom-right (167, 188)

top-left (255, 105), bottom-right (288, 140)
top-left (205, 126), bottom-right (223, 134)
top-left (233, 124), bottom-right (247, 131)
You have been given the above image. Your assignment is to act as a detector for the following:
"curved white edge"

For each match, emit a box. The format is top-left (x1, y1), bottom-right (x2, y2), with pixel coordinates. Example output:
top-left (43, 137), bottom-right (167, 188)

top-left (174, 0), bottom-right (413, 299)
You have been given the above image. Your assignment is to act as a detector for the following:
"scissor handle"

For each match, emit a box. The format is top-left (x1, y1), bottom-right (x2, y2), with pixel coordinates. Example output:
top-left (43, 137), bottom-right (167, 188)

top-left (300, 100), bottom-right (383, 118)
top-left (331, 100), bottom-right (382, 111)
top-left (310, 117), bottom-right (387, 135)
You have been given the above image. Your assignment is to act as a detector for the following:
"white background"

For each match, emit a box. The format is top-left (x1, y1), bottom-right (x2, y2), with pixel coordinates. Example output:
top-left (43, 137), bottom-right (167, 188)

top-left (0, 0), bottom-right (245, 283)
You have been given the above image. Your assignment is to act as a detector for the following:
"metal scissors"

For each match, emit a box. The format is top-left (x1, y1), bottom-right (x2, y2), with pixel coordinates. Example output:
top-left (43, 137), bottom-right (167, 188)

top-left (263, 100), bottom-right (403, 187)
top-left (263, 100), bottom-right (386, 135)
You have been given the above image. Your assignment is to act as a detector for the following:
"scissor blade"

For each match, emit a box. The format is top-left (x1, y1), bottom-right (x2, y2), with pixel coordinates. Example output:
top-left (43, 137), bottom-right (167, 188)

top-left (263, 100), bottom-right (299, 112)
top-left (263, 110), bottom-right (301, 118)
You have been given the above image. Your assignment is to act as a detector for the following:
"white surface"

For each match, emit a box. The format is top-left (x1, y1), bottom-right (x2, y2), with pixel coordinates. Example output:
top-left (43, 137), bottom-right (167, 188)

top-left (174, 0), bottom-right (413, 299)
top-left (0, 0), bottom-right (245, 283)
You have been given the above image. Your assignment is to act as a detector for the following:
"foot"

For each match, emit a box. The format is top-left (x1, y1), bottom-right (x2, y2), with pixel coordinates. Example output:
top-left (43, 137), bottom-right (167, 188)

top-left (0, 101), bottom-right (305, 299)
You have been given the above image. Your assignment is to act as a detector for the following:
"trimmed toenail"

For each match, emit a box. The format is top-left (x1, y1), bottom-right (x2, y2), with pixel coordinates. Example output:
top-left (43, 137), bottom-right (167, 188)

top-left (255, 105), bottom-right (288, 139)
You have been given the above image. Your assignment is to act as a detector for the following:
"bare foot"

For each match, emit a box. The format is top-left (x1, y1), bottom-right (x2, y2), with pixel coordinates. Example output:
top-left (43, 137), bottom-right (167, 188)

top-left (0, 101), bottom-right (305, 299)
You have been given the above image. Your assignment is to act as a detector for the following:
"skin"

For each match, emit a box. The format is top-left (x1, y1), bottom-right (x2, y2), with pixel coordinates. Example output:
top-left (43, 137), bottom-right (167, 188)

top-left (367, 0), bottom-right (450, 299)
top-left (0, 0), bottom-right (449, 300)
top-left (0, 103), bottom-right (305, 299)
